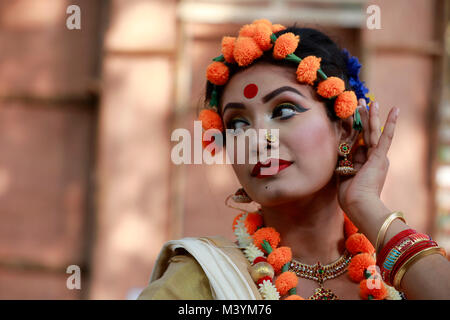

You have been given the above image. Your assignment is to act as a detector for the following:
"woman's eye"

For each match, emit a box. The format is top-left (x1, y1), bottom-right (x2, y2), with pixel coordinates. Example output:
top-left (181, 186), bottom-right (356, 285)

top-left (226, 118), bottom-right (249, 131)
top-left (272, 103), bottom-right (299, 120)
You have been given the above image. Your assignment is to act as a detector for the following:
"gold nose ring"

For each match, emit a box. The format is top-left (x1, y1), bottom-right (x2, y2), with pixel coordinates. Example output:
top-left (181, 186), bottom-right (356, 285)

top-left (265, 132), bottom-right (277, 143)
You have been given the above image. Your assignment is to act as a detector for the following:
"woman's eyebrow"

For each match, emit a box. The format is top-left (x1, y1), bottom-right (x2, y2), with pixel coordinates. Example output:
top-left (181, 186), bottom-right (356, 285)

top-left (262, 86), bottom-right (304, 103)
top-left (222, 102), bottom-right (245, 115)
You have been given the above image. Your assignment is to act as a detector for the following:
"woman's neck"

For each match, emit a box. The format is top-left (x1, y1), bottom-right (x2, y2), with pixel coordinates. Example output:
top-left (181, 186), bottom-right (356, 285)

top-left (259, 178), bottom-right (345, 266)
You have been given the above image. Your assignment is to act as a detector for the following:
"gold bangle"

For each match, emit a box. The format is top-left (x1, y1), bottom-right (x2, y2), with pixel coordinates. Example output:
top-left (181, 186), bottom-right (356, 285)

top-left (375, 211), bottom-right (406, 254)
top-left (393, 246), bottom-right (446, 291)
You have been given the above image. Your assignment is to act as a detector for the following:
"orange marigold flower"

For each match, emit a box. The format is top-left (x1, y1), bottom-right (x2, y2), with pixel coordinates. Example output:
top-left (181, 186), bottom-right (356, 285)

top-left (267, 247), bottom-right (292, 274)
top-left (233, 36), bottom-right (263, 67)
top-left (283, 294), bottom-right (304, 300)
top-left (348, 253), bottom-right (375, 282)
top-left (221, 36), bottom-right (236, 63)
top-left (206, 61), bottom-right (229, 85)
top-left (296, 55), bottom-right (321, 85)
top-left (198, 109), bottom-right (224, 131)
top-left (253, 227), bottom-right (280, 252)
top-left (343, 213), bottom-right (358, 238)
top-left (232, 212), bottom-right (263, 235)
top-left (245, 212), bottom-right (264, 235)
top-left (239, 24), bottom-right (256, 37)
top-left (273, 32), bottom-right (299, 59)
top-left (252, 23), bottom-right (273, 51)
top-left (359, 279), bottom-right (388, 300)
top-left (334, 90), bottom-right (357, 119)
top-left (252, 19), bottom-right (272, 28)
top-left (346, 233), bottom-right (375, 255)
top-left (272, 24), bottom-right (286, 33)
top-left (275, 271), bottom-right (298, 296)
top-left (316, 76), bottom-right (345, 98)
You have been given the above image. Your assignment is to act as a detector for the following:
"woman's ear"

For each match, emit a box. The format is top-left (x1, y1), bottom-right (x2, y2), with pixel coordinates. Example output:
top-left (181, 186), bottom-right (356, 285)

top-left (337, 109), bottom-right (360, 148)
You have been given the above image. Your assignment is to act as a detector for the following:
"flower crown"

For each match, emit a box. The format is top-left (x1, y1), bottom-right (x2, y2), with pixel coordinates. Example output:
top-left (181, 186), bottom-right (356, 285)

top-left (199, 19), bottom-right (366, 150)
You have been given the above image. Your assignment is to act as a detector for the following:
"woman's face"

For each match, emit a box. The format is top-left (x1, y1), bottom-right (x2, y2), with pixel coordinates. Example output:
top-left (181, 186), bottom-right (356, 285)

top-left (220, 63), bottom-right (343, 206)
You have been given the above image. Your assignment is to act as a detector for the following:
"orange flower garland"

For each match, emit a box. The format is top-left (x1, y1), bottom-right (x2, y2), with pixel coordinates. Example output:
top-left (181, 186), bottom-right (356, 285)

top-left (200, 18), bottom-right (366, 155)
top-left (273, 32), bottom-right (300, 60)
top-left (233, 36), bottom-right (263, 67)
top-left (316, 77), bottom-right (346, 98)
top-left (275, 271), bottom-right (298, 296)
top-left (334, 90), bottom-right (358, 119)
top-left (233, 209), bottom-right (393, 300)
top-left (296, 55), bottom-right (321, 85)
top-left (346, 233), bottom-right (375, 255)
top-left (344, 213), bottom-right (358, 238)
top-left (359, 279), bottom-right (388, 300)
top-left (348, 253), bottom-right (376, 282)
top-left (198, 109), bottom-right (224, 131)
top-left (232, 211), bottom-right (263, 235)
top-left (221, 37), bottom-right (236, 63)
top-left (267, 246), bottom-right (292, 274)
top-left (253, 227), bottom-right (280, 252)
top-left (206, 61), bottom-right (229, 86)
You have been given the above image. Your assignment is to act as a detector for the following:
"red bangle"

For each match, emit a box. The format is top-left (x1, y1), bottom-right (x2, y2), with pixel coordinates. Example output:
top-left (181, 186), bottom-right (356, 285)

top-left (376, 229), bottom-right (416, 269)
top-left (389, 240), bottom-right (438, 285)
top-left (380, 235), bottom-right (430, 285)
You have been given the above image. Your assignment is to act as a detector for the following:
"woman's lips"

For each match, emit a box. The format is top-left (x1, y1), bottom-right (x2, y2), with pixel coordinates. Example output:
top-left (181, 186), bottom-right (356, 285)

top-left (251, 159), bottom-right (293, 178)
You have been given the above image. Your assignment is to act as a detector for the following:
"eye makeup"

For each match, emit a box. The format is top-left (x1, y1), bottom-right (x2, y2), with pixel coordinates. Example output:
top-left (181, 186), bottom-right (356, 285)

top-left (224, 102), bottom-right (309, 130)
top-left (271, 103), bottom-right (309, 120)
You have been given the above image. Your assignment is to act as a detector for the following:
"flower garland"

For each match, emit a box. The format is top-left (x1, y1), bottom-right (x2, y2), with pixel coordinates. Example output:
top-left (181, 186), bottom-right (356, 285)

top-left (232, 210), bottom-right (402, 300)
top-left (199, 19), bottom-right (365, 151)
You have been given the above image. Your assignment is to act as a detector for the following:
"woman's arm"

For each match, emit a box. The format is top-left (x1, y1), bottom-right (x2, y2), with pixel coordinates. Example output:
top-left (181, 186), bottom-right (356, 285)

top-left (349, 198), bottom-right (450, 300)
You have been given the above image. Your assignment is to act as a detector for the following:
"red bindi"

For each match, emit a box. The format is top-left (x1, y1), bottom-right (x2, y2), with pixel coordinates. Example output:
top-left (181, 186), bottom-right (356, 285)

top-left (243, 83), bottom-right (258, 99)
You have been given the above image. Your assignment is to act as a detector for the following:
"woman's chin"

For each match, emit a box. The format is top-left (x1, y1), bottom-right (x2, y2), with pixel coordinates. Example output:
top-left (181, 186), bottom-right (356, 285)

top-left (250, 184), bottom-right (305, 207)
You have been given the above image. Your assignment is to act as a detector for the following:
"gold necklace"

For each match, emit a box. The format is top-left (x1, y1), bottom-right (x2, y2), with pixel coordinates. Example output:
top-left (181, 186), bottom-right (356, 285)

top-left (288, 250), bottom-right (352, 300)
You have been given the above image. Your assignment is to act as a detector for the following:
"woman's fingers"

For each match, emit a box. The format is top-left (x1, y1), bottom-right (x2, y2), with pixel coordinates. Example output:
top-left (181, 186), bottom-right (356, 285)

top-left (358, 99), bottom-right (370, 147)
top-left (369, 101), bottom-right (382, 148)
top-left (370, 106), bottom-right (399, 162)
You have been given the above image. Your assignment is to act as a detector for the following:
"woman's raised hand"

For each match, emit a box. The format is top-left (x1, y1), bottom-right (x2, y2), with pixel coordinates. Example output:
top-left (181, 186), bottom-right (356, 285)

top-left (337, 99), bottom-right (400, 216)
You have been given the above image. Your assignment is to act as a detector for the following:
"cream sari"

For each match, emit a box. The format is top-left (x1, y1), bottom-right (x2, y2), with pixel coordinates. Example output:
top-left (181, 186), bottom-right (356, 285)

top-left (141, 236), bottom-right (262, 300)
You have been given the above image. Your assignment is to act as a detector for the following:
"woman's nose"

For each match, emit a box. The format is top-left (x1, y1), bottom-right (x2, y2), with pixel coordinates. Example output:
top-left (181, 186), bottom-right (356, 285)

top-left (250, 126), bottom-right (280, 157)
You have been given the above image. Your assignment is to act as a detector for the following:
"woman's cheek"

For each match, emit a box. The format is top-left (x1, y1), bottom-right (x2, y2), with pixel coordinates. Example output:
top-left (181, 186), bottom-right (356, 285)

top-left (286, 118), bottom-right (337, 172)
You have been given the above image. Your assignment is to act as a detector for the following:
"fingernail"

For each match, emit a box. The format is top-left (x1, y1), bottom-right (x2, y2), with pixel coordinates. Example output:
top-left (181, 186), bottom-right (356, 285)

top-left (394, 107), bottom-right (400, 119)
top-left (375, 103), bottom-right (379, 111)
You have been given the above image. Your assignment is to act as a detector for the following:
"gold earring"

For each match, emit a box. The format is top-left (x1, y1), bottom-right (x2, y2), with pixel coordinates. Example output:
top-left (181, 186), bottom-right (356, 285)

top-left (225, 188), bottom-right (252, 211)
top-left (335, 142), bottom-right (357, 176)
top-left (265, 132), bottom-right (277, 143)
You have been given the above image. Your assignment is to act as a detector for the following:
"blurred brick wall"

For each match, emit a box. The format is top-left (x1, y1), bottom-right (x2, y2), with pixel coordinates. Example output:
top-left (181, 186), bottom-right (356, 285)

top-left (88, 0), bottom-right (176, 299)
top-left (0, 0), bottom-right (101, 299)
top-left (0, 0), bottom-right (445, 300)
top-left (362, 0), bottom-right (443, 231)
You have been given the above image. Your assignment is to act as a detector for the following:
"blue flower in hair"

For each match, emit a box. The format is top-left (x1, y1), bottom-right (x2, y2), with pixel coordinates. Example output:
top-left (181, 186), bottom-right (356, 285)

top-left (342, 48), bottom-right (370, 107)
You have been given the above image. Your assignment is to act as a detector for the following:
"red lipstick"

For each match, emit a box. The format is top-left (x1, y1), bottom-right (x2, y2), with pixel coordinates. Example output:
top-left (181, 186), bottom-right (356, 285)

top-left (251, 158), bottom-right (293, 178)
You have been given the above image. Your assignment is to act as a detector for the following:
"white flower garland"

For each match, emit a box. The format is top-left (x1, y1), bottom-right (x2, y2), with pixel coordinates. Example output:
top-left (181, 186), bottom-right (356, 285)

top-left (385, 284), bottom-right (402, 300)
top-left (235, 212), bottom-right (281, 300)
top-left (243, 243), bottom-right (264, 262)
top-left (258, 279), bottom-right (280, 300)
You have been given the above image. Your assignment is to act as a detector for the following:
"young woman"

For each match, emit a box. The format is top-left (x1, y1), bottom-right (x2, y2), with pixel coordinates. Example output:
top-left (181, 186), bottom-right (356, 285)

top-left (138, 20), bottom-right (450, 300)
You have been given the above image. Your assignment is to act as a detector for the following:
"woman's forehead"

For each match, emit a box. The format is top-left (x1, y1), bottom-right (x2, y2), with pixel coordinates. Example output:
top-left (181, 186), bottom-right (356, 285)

top-left (223, 64), bottom-right (298, 100)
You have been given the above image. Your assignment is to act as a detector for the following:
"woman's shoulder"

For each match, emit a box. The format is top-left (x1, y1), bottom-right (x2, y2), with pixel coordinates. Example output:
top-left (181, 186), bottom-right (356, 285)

top-left (137, 247), bottom-right (214, 300)
top-left (137, 235), bottom-right (249, 300)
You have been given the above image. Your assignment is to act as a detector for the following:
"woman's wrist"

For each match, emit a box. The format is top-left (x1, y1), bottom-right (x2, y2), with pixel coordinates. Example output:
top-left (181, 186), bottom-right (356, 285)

top-left (346, 197), bottom-right (409, 248)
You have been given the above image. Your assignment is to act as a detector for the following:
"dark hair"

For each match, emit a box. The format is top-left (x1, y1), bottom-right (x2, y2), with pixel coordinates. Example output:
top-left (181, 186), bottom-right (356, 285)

top-left (203, 26), bottom-right (353, 122)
